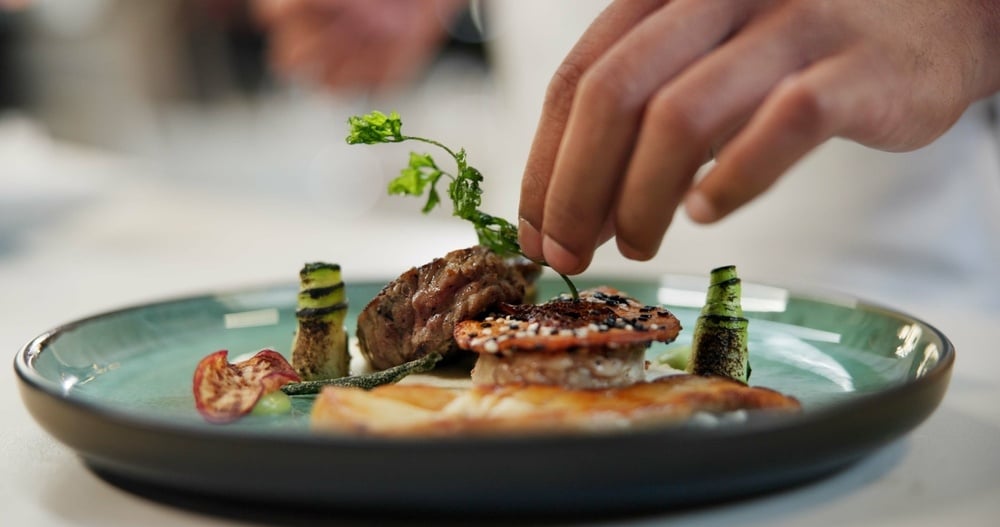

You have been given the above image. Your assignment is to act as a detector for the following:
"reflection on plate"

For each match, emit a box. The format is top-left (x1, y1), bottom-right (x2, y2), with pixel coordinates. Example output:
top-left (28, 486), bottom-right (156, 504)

top-left (14, 276), bottom-right (953, 514)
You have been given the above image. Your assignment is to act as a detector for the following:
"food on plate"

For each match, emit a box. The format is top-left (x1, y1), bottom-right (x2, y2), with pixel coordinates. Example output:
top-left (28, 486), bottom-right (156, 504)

top-left (356, 245), bottom-right (541, 370)
top-left (192, 349), bottom-right (443, 422)
top-left (689, 265), bottom-right (752, 383)
top-left (281, 352), bottom-right (443, 395)
top-left (310, 374), bottom-right (800, 436)
top-left (192, 349), bottom-right (300, 423)
top-left (191, 111), bottom-right (798, 431)
top-left (252, 389), bottom-right (294, 416)
top-left (454, 287), bottom-right (681, 388)
top-left (291, 262), bottom-right (349, 381)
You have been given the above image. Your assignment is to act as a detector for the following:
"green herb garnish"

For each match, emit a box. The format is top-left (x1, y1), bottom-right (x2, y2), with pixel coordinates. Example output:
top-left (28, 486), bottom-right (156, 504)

top-left (280, 352), bottom-right (443, 396)
top-left (347, 110), bottom-right (578, 299)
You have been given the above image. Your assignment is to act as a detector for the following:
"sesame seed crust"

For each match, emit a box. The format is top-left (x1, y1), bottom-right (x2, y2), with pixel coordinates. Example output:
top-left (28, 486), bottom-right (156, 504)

top-left (453, 286), bottom-right (682, 354)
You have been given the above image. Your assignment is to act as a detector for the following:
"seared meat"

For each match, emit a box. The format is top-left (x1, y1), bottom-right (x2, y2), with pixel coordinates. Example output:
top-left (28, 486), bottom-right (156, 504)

top-left (356, 246), bottom-right (541, 370)
top-left (455, 287), bottom-right (681, 388)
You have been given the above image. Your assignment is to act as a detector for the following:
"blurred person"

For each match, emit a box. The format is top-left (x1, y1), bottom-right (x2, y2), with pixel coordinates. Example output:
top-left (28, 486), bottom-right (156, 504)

top-left (253, 0), bottom-right (469, 93)
top-left (253, 0), bottom-right (1000, 310)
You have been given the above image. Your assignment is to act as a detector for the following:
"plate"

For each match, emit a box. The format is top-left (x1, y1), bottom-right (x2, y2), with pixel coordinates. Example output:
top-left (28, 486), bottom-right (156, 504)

top-left (14, 275), bottom-right (954, 514)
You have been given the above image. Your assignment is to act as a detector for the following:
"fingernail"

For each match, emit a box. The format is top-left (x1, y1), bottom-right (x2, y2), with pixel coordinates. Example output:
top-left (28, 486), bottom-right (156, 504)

top-left (518, 217), bottom-right (543, 260)
top-left (684, 191), bottom-right (717, 224)
top-left (542, 235), bottom-right (581, 274)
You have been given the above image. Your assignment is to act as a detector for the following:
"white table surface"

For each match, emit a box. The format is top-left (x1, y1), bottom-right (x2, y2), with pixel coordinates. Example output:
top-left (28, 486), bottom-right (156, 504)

top-left (2, 122), bottom-right (999, 527)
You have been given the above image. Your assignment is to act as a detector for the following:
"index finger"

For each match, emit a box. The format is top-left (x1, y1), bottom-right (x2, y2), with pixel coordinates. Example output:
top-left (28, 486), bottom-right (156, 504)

top-left (517, 0), bottom-right (665, 262)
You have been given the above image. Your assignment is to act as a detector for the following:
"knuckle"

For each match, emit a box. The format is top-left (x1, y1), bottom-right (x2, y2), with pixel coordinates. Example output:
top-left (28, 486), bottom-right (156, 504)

top-left (645, 90), bottom-right (710, 146)
top-left (580, 64), bottom-right (627, 101)
top-left (773, 0), bottom-right (834, 29)
top-left (545, 60), bottom-right (587, 113)
top-left (520, 168), bottom-right (548, 196)
top-left (771, 76), bottom-right (828, 136)
top-left (518, 174), bottom-right (549, 222)
top-left (576, 61), bottom-right (639, 114)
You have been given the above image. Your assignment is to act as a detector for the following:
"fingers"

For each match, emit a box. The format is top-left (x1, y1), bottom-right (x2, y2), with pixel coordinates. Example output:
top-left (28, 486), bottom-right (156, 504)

top-left (685, 50), bottom-right (867, 223)
top-left (518, 0), bottom-right (666, 264)
top-left (613, 3), bottom-right (817, 259)
top-left (521, 0), bottom-right (996, 274)
top-left (524, 0), bottom-right (760, 273)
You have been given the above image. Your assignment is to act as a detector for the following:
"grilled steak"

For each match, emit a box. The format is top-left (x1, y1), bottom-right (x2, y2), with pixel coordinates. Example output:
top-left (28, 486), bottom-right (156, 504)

top-left (356, 245), bottom-right (541, 370)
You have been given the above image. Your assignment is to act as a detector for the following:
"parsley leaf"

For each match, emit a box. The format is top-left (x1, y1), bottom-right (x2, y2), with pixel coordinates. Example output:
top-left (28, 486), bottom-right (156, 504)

top-left (388, 152), bottom-right (444, 213)
top-left (346, 111), bottom-right (403, 144)
top-left (346, 110), bottom-right (579, 299)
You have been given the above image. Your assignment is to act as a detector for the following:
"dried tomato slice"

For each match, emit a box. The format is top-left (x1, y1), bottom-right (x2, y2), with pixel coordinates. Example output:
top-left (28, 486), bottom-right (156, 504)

top-left (193, 349), bottom-right (301, 423)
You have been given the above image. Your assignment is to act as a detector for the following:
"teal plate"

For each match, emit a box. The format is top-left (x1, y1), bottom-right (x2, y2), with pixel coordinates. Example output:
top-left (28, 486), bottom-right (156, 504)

top-left (14, 275), bottom-right (953, 514)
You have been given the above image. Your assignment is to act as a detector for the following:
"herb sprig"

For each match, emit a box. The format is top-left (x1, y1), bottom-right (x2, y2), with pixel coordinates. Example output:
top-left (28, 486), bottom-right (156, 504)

top-left (347, 110), bottom-right (578, 299)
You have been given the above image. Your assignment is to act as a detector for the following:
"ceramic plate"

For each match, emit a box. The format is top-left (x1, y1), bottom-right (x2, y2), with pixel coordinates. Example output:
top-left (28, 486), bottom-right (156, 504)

top-left (15, 275), bottom-right (953, 514)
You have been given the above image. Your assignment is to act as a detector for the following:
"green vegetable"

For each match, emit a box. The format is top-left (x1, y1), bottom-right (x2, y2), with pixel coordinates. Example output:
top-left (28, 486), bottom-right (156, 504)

top-left (281, 352), bottom-right (443, 396)
top-left (291, 262), bottom-right (350, 381)
top-left (346, 110), bottom-right (578, 300)
top-left (658, 344), bottom-right (692, 370)
top-left (688, 265), bottom-right (751, 383)
top-left (251, 390), bottom-right (293, 416)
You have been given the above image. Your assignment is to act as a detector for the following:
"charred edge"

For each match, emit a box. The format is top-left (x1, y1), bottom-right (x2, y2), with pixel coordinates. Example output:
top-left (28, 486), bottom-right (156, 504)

top-left (296, 302), bottom-right (349, 319)
top-left (710, 277), bottom-right (741, 289)
top-left (300, 262), bottom-right (341, 276)
top-left (690, 329), bottom-right (747, 382)
top-left (710, 264), bottom-right (736, 275)
top-left (700, 314), bottom-right (747, 324)
top-left (302, 282), bottom-right (345, 300)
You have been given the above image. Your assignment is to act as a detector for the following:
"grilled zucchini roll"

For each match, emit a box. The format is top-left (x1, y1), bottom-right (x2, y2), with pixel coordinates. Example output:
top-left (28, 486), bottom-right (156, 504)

top-left (291, 262), bottom-right (349, 381)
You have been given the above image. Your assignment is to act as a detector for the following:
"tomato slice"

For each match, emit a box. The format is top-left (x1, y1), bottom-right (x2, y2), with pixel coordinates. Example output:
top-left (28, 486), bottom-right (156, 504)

top-left (193, 349), bottom-right (301, 423)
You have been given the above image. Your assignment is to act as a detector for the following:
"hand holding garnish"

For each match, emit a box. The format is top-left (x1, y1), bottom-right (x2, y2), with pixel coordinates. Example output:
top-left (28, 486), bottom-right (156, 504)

top-left (347, 110), bottom-right (579, 299)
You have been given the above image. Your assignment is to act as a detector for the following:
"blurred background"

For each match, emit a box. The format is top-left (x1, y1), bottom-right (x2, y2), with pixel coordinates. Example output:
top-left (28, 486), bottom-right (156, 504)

top-left (0, 0), bottom-right (503, 217)
top-left (0, 0), bottom-right (503, 338)
top-left (2, 0), bottom-right (999, 328)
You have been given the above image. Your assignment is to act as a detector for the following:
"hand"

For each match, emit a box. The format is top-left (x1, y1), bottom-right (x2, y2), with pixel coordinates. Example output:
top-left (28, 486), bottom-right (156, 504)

top-left (252, 0), bottom-right (467, 92)
top-left (518, 0), bottom-right (1000, 275)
